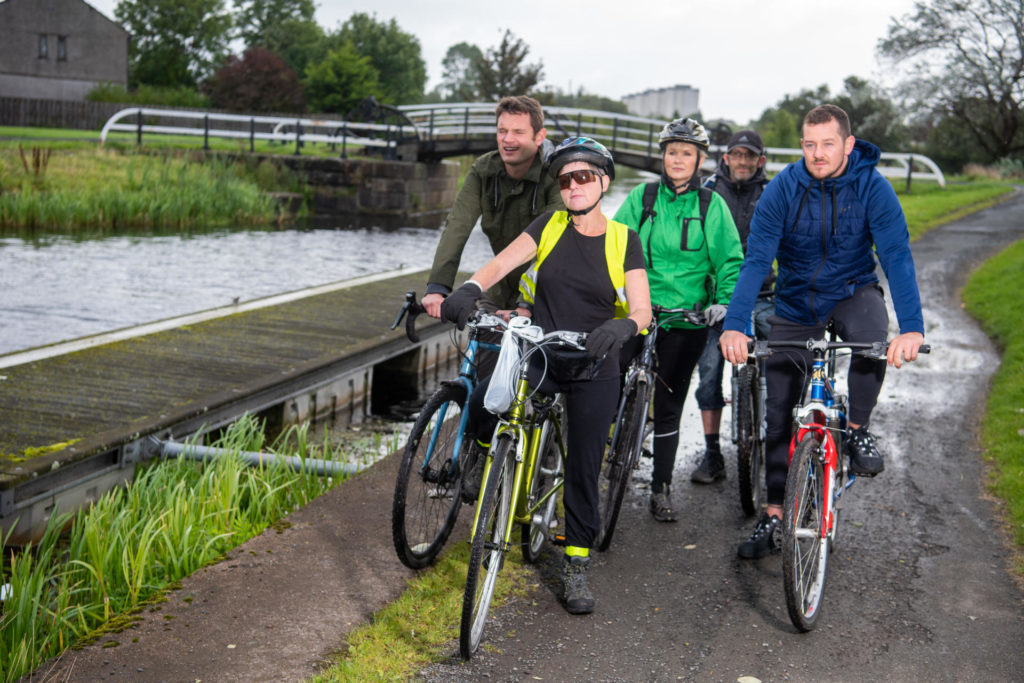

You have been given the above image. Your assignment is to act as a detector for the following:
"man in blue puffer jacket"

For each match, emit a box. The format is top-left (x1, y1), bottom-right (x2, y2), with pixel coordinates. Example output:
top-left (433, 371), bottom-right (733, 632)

top-left (719, 104), bottom-right (926, 559)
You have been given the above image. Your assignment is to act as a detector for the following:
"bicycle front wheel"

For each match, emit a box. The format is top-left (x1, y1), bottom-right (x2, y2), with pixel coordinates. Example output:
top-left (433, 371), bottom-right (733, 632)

top-left (521, 409), bottom-right (565, 563)
top-left (782, 435), bottom-right (830, 632)
top-left (392, 383), bottom-right (466, 570)
top-left (735, 365), bottom-right (764, 517)
top-left (596, 380), bottom-right (649, 552)
top-left (460, 435), bottom-right (516, 659)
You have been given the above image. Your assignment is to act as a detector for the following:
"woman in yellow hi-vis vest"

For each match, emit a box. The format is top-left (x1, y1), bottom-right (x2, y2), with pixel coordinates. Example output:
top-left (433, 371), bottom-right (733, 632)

top-left (441, 137), bottom-right (651, 615)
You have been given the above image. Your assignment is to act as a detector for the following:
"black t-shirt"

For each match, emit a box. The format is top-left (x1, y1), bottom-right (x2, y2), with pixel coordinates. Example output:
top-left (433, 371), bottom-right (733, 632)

top-left (524, 211), bottom-right (645, 334)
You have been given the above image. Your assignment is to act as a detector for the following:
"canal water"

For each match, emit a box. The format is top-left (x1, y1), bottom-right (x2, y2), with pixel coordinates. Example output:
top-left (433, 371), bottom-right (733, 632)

top-left (0, 182), bottom-right (639, 356)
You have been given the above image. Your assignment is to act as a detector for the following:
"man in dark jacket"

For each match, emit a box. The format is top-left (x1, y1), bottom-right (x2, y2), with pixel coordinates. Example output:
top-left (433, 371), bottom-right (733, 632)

top-left (719, 105), bottom-right (925, 559)
top-left (690, 130), bottom-right (774, 484)
top-left (422, 96), bottom-right (562, 317)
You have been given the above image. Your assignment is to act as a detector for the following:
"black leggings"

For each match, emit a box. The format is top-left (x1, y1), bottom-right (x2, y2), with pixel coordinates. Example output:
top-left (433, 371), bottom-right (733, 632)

top-left (763, 285), bottom-right (889, 506)
top-left (646, 327), bottom-right (708, 494)
top-left (466, 359), bottom-right (620, 550)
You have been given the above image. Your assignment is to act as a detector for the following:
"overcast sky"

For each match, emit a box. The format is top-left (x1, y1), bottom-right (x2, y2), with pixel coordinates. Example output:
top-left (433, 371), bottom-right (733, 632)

top-left (88, 0), bottom-right (921, 124)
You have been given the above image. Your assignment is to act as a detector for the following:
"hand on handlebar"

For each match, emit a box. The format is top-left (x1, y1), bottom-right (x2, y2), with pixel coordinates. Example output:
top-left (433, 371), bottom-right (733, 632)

top-left (585, 318), bottom-right (637, 358)
top-left (720, 329), bottom-right (752, 366)
top-left (887, 331), bottom-right (925, 369)
top-left (704, 304), bottom-right (727, 328)
top-left (440, 282), bottom-right (482, 330)
top-left (421, 292), bottom-right (445, 319)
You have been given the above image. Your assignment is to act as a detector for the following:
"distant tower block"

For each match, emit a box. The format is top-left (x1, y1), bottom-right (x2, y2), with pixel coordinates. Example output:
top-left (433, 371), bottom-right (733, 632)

top-left (623, 85), bottom-right (700, 120)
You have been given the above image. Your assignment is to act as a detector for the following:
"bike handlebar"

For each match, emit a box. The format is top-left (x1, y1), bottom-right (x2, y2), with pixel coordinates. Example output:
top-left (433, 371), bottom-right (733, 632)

top-left (747, 338), bottom-right (932, 359)
top-left (650, 304), bottom-right (706, 328)
top-left (390, 290), bottom-right (425, 343)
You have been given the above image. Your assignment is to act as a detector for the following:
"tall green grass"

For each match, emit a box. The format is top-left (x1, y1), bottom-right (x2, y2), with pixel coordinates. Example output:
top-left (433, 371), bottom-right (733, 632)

top-left (0, 147), bottom-right (278, 232)
top-left (0, 416), bottom-right (362, 683)
top-left (962, 238), bottom-right (1024, 572)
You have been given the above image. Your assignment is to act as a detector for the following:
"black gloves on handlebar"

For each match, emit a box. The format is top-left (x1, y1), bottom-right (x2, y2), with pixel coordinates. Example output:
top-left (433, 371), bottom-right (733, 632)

top-left (440, 282), bottom-right (482, 330)
top-left (586, 318), bottom-right (638, 358)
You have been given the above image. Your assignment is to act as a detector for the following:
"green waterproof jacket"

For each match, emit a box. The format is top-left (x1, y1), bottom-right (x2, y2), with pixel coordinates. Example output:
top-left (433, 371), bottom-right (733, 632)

top-left (427, 149), bottom-right (562, 308)
top-left (614, 181), bottom-right (744, 329)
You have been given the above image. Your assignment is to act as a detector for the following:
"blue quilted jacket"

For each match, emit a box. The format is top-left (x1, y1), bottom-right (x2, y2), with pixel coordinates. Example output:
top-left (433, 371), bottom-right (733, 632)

top-left (723, 139), bottom-right (924, 334)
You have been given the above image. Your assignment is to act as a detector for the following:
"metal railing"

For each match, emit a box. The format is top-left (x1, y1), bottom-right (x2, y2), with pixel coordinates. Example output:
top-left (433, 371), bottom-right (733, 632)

top-left (99, 103), bottom-right (946, 186)
top-left (100, 107), bottom-right (415, 156)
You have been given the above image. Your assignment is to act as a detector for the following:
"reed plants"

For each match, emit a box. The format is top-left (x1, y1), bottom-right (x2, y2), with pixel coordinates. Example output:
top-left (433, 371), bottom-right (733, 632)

top-left (0, 147), bottom-right (278, 232)
top-left (0, 416), bottom-right (362, 682)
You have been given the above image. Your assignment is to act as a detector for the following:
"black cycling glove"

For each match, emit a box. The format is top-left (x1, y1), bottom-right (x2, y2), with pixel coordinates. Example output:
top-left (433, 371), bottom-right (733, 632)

top-left (585, 318), bottom-right (637, 358)
top-left (440, 282), bottom-right (482, 330)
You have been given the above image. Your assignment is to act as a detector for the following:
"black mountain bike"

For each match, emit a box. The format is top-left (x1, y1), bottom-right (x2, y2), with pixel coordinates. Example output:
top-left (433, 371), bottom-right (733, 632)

top-left (595, 305), bottom-right (705, 551)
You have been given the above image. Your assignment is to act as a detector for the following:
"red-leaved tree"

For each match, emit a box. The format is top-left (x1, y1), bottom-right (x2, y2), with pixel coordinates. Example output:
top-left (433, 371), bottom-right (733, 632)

top-left (205, 47), bottom-right (305, 113)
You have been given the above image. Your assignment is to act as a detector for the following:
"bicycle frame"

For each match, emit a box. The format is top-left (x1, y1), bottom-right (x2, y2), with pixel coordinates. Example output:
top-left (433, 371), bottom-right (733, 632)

top-left (469, 321), bottom-right (574, 551)
top-left (788, 345), bottom-right (848, 540)
top-left (419, 328), bottom-right (500, 480)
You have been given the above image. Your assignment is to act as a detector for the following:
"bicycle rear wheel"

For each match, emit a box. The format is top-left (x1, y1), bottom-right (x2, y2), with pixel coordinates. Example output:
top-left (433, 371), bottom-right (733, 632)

top-left (391, 383), bottom-right (466, 570)
top-left (782, 435), bottom-right (830, 632)
top-left (460, 435), bottom-right (515, 659)
top-left (522, 407), bottom-right (565, 563)
top-left (596, 379), bottom-right (649, 552)
top-left (735, 365), bottom-right (764, 517)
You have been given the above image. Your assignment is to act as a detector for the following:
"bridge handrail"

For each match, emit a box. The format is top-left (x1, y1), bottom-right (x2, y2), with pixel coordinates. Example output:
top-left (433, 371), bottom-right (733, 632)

top-left (100, 107), bottom-right (417, 152)
top-left (98, 105), bottom-right (945, 186)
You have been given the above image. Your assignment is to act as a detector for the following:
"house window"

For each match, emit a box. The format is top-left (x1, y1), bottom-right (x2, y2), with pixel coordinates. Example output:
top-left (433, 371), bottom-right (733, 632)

top-left (38, 34), bottom-right (48, 59)
top-left (57, 36), bottom-right (67, 61)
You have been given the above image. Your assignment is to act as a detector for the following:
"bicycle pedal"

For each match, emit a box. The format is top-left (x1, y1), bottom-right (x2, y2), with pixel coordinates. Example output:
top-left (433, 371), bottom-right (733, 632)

top-left (551, 534), bottom-right (567, 547)
top-left (640, 447), bottom-right (653, 459)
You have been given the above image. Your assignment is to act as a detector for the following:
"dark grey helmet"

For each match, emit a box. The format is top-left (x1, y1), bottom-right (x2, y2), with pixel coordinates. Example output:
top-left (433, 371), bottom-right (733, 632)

top-left (658, 117), bottom-right (710, 151)
top-left (547, 136), bottom-right (616, 180)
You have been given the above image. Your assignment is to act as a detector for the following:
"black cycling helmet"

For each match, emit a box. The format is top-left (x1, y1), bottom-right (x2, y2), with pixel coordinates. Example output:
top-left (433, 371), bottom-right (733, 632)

top-left (547, 136), bottom-right (616, 180)
top-left (658, 117), bottom-right (710, 152)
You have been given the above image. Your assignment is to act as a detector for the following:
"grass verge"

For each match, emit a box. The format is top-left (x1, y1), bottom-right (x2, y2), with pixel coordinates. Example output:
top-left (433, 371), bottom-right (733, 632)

top-left (0, 416), bottom-right (369, 683)
top-left (311, 542), bottom-right (539, 681)
top-left (897, 180), bottom-right (1014, 240)
top-left (0, 145), bottom-right (279, 231)
top-left (962, 237), bottom-right (1024, 577)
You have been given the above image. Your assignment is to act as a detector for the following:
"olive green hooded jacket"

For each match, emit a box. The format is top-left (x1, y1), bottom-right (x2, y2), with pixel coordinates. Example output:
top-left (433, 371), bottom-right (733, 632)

top-left (426, 149), bottom-right (562, 308)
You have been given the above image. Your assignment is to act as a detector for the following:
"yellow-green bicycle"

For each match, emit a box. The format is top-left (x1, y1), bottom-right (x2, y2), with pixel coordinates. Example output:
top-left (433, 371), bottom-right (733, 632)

top-left (460, 315), bottom-right (585, 659)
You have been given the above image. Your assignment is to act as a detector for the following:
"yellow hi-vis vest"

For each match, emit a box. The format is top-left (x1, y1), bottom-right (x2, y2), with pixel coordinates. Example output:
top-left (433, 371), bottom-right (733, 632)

top-left (518, 211), bottom-right (631, 320)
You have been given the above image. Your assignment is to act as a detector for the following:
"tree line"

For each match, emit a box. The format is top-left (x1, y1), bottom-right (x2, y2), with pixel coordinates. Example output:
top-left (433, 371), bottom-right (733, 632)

top-left (100, 0), bottom-right (1023, 173)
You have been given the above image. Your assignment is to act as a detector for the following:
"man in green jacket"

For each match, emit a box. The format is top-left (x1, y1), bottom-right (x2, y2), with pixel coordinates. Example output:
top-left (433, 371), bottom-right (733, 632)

top-left (422, 95), bottom-right (562, 317)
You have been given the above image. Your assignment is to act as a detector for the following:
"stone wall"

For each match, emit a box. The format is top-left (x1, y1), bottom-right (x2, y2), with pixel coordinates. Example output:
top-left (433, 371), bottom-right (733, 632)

top-left (270, 156), bottom-right (459, 229)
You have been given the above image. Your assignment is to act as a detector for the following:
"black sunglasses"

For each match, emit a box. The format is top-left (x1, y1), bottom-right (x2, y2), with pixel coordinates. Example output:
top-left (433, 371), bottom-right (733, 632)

top-left (557, 169), bottom-right (602, 190)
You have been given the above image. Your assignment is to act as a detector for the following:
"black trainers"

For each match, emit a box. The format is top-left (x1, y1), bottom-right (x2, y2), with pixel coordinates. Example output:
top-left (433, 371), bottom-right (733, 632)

top-left (649, 486), bottom-right (678, 522)
top-left (737, 512), bottom-right (781, 559)
top-left (845, 425), bottom-right (884, 476)
top-left (690, 448), bottom-right (726, 484)
top-left (561, 555), bottom-right (595, 615)
top-left (460, 442), bottom-right (487, 504)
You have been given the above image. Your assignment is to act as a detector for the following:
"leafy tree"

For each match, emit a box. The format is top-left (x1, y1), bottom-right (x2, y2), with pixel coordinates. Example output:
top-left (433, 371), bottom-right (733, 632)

top-left (831, 76), bottom-right (910, 152)
top-left (333, 13), bottom-right (426, 104)
top-left (878, 0), bottom-right (1024, 162)
top-left (756, 108), bottom-right (802, 149)
top-left (115, 0), bottom-right (233, 87)
top-left (204, 47), bottom-right (305, 113)
top-left (234, 0), bottom-right (315, 46)
top-left (751, 79), bottom-right (909, 151)
top-left (303, 42), bottom-right (381, 114)
top-left (261, 18), bottom-right (327, 78)
top-left (474, 29), bottom-right (544, 101)
top-left (538, 86), bottom-right (629, 114)
top-left (438, 42), bottom-right (484, 101)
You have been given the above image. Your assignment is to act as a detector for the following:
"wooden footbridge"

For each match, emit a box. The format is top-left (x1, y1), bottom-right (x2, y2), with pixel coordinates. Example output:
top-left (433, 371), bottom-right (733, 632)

top-left (0, 269), bottom-right (458, 545)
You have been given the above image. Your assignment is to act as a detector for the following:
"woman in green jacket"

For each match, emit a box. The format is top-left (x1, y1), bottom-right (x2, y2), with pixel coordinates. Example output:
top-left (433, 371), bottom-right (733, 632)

top-left (613, 117), bottom-right (744, 522)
